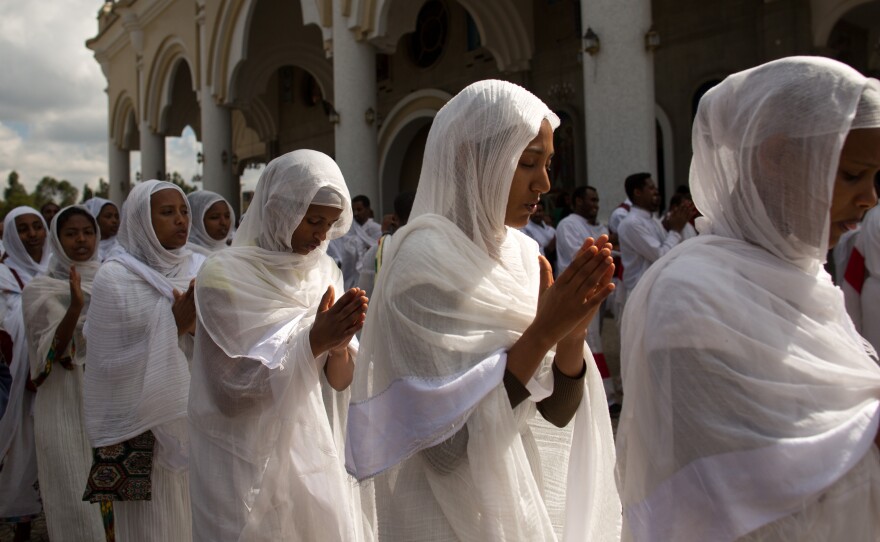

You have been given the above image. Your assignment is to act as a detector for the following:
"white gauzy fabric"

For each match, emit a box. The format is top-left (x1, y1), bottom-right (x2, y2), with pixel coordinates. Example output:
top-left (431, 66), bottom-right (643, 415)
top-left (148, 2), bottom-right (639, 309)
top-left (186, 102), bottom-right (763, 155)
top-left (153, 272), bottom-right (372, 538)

top-left (853, 206), bottom-right (880, 351)
top-left (1, 207), bottom-right (50, 286)
top-left (84, 180), bottom-right (198, 541)
top-left (21, 206), bottom-right (104, 540)
top-left (617, 56), bottom-right (880, 542)
top-left (186, 190), bottom-right (235, 255)
top-left (346, 80), bottom-right (620, 541)
top-left (84, 197), bottom-right (120, 260)
top-left (189, 150), bottom-right (370, 541)
top-left (0, 206), bottom-right (49, 521)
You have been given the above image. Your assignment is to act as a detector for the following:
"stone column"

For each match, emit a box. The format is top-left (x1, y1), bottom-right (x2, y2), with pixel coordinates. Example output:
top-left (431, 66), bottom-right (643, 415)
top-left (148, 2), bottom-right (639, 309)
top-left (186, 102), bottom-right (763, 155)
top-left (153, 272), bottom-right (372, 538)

top-left (332, 0), bottom-right (379, 208)
top-left (197, 1), bottom-right (240, 213)
top-left (108, 141), bottom-right (130, 205)
top-left (139, 121), bottom-right (166, 182)
top-left (580, 0), bottom-right (656, 218)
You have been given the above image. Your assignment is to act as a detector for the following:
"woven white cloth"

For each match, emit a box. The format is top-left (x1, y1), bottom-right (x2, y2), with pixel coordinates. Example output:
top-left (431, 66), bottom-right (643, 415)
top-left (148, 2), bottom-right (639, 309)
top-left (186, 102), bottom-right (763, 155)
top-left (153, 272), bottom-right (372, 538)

top-left (346, 80), bottom-right (620, 541)
top-left (186, 190), bottom-right (235, 255)
top-left (188, 150), bottom-right (371, 541)
top-left (0, 206), bottom-right (49, 520)
top-left (84, 180), bottom-right (199, 541)
top-left (22, 206), bottom-right (104, 539)
top-left (84, 197), bottom-right (120, 260)
top-left (616, 56), bottom-right (880, 542)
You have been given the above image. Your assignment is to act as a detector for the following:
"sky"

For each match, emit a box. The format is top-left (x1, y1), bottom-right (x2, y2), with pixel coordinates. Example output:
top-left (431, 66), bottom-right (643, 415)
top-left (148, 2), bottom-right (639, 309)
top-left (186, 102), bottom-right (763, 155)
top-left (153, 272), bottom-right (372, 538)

top-left (0, 1), bottom-right (262, 199)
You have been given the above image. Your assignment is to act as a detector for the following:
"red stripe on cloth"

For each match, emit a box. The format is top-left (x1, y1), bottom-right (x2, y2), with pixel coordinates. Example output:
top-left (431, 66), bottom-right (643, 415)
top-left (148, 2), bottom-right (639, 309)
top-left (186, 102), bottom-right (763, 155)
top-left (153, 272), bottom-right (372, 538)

top-left (593, 352), bottom-right (610, 378)
top-left (845, 247), bottom-right (867, 294)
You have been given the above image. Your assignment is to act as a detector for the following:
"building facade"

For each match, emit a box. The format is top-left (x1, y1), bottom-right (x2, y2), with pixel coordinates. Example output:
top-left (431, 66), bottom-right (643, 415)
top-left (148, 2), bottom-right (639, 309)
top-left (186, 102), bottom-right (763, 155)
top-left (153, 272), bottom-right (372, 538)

top-left (87, 0), bottom-right (880, 217)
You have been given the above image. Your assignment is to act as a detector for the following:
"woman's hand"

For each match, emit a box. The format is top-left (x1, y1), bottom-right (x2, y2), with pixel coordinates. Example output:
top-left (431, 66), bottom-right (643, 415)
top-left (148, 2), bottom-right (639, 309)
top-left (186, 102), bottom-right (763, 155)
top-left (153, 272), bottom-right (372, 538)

top-left (310, 286), bottom-right (368, 357)
top-left (172, 280), bottom-right (197, 336)
top-left (534, 235), bottom-right (615, 347)
top-left (68, 265), bottom-right (85, 312)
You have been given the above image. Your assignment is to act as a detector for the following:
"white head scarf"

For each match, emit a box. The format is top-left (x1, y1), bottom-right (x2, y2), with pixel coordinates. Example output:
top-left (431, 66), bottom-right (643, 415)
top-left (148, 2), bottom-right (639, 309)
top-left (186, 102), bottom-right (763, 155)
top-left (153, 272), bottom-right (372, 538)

top-left (45, 205), bottom-right (101, 285)
top-left (691, 56), bottom-right (880, 272)
top-left (617, 57), bottom-right (880, 541)
top-left (411, 80), bottom-right (560, 258)
top-left (196, 149), bottom-right (351, 368)
top-left (83, 197), bottom-right (119, 260)
top-left (347, 80), bottom-right (620, 541)
top-left (108, 180), bottom-right (199, 299)
top-left (186, 190), bottom-right (235, 253)
top-left (2, 206), bottom-right (49, 285)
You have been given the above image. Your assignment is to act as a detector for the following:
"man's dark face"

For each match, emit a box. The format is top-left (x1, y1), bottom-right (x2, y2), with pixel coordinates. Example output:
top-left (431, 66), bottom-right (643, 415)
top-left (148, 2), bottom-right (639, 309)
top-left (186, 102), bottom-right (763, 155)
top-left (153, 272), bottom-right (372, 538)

top-left (352, 201), bottom-right (370, 225)
top-left (634, 178), bottom-right (660, 212)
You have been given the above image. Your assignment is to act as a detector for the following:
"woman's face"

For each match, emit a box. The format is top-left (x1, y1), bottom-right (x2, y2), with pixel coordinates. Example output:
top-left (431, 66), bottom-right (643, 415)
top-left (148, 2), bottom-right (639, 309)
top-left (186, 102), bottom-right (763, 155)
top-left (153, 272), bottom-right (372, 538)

top-left (290, 204), bottom-right (343, 255)
top-left (15, 213), bottom-right (46, 262)
top-left (150, 189), bottom-right (190, 250)
top-left (829, 127), bottom-right (880, 247)
top-left (505, 119), bottom-right (554, 228)
top-left (203, 200), bottom-right (232, 241)
top-left (58, 213), bottom-right (97, 262)
top-left (97, 203), bottom-right (120, 239)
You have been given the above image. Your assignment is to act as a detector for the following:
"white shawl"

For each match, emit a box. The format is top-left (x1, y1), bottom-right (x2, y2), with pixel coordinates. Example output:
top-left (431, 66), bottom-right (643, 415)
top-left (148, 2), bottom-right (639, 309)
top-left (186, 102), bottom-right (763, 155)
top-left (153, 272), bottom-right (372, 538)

top-left (0, 207), bottom-right (49, 289)
top-left (616, 56), bottom-right (880, 542)
top-left (347, 80), bottom-right (620, 541)
top-left (188, 150), bottom-right (368, 541)
top-left (84, 181), bottom-right (199, 469)
top-left (84, 197), bottom-right (120, 260)
top-left (186, 190), bottom-right (235, 255)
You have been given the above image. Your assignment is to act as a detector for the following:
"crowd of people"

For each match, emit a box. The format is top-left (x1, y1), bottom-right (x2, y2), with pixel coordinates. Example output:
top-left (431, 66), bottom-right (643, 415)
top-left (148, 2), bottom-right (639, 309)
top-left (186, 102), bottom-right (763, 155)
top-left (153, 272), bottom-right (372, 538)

top-left (0, 55), bottom-right (877, 542)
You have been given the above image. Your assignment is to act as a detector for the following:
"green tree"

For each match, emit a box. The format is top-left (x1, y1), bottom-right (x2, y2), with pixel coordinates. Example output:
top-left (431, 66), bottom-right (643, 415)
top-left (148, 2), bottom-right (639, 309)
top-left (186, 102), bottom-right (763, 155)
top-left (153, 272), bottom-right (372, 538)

top-left (3, 170), bottom-right (33, 215)
top-left (32, 176), bottom-right (78, 209)
top-left (168, 171), bottom-right (196, 194)
top-left (80, 177), bottom-right (110, 202)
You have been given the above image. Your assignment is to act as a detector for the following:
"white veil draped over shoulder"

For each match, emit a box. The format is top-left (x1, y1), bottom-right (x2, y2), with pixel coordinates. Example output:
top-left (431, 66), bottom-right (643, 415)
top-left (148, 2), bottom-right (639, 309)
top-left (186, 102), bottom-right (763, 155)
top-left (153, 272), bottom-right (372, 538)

top-left (188, 150), bottom-right (371, 541)
top-left (617, 56), bottom-right (880, 541)
top-left (346, 80), bottom-right (620, 541)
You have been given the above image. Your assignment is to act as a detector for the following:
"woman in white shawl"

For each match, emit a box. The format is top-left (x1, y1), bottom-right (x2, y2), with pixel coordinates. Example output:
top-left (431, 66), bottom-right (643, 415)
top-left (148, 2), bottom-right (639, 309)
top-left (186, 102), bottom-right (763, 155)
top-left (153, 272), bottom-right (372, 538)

top-left (0, 207), bottom-right (48, 540)
top-left (83, 180), bottom-right (201, 541)
top-left (616, 56), bottom-right (880, 541)
top-left (186, 190), bottom-right (235, 255)
top-left (22, 205), bottom-right (105, 540)
top-left (346, 80), bottom-right (621, 541)
top-left (189, 149), bottom-right (370, 541)
top-left (84, 197), bottom-right (120, 260)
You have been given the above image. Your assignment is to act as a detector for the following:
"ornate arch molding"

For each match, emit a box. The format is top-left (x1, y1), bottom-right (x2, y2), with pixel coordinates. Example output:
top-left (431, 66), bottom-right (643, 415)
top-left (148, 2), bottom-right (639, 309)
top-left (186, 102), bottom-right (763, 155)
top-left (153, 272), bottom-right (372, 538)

top-left (238, 95), bottom-right (277, 142)
top-left (370, 0), bottom-right (533, 72)
top-left (209, 0), bottom-right (254, 103)
top-left (111, 92), bottom-right (137, 150)
top-left (378, 89), bottom-right (452, 208)
top-left (231, 42), bottom-right (333, 105)
top-left (144, 36), bottom-right (196, 133)
top-left (812, 0), bottom-right (875, 47)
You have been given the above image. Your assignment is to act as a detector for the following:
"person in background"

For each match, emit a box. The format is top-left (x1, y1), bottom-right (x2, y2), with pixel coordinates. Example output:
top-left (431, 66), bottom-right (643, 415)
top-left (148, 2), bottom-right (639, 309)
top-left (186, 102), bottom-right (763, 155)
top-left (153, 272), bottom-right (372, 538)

top-left (40, 202), bottom-right (61, 227)
top-left (357, 191), bottom-right (415, 297)
top-left (186, 191), bottom-right (235, 256)
top-left (84, 197), bottom-right (121, 260)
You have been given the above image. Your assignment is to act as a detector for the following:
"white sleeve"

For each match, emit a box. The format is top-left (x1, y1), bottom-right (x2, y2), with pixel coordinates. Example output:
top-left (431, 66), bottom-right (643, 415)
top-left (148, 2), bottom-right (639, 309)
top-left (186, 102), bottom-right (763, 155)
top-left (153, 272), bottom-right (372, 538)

top-left (619, 220), bottom-right (682, 264)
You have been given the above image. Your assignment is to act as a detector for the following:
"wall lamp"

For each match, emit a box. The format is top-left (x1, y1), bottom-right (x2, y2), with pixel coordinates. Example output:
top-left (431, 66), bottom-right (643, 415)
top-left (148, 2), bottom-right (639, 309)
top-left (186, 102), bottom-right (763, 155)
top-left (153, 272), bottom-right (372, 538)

top-left (645, 28), bottom-right (661, 52)
top-left (583, 27), bottom-right (600, 55)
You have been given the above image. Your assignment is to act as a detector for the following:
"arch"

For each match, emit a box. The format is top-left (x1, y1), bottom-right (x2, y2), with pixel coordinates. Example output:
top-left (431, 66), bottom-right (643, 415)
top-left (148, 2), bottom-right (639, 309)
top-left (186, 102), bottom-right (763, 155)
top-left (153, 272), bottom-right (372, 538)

top-left (812, 0), bottom-right (877, 48)
top-left (111, 92), bottom-right (137, 150)
top-left (230, 42), bottom-right (333, 105)
top-left (378, 89), bottom-right (452, 211)
top-left (370, 0), bottom-right (533, 72)
top-left (144, 36), bottom-right (196, 132)
top-left (655, 104), bottom-right (675, 201)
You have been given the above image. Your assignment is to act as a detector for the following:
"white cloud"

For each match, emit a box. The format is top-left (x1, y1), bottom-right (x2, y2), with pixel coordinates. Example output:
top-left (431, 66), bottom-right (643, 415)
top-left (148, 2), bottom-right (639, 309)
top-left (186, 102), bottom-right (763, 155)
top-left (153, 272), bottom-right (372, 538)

top-left (0, 0), bottom-right (108, 196)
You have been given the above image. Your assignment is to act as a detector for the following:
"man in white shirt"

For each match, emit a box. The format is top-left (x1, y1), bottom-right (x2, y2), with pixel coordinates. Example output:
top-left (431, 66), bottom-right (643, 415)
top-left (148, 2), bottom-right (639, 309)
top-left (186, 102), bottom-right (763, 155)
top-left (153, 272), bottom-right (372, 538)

top-left (608, 197), bottom-right (631, 237)
top-left (339, 194), bottom-right (382, 289)
top-left (555, 185), bottom-right (620, 413)
top-left (618, 173), bottom-right (691, 306)
top-left (520, 200), bottom-right (555, 257)
top-left (664, 193), bottom-right (698, 241)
